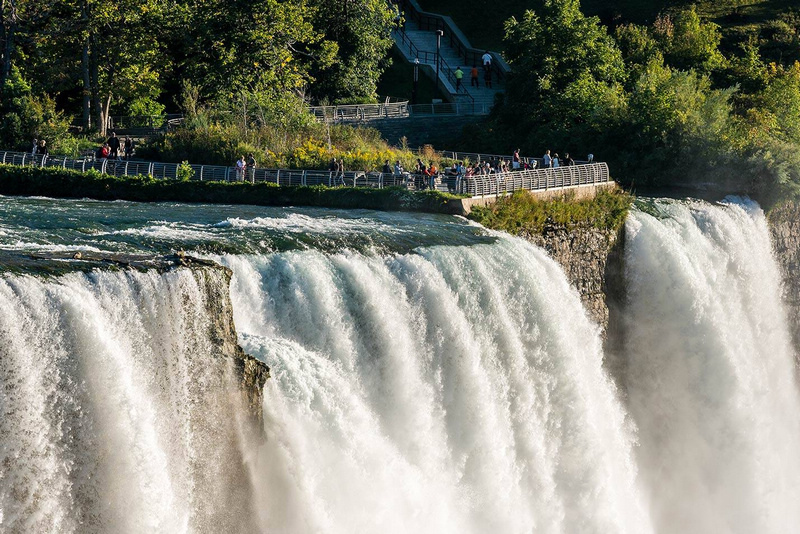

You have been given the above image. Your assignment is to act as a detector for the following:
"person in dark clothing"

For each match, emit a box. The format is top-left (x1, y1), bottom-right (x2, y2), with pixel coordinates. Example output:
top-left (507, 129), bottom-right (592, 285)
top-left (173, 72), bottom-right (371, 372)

top-left (382, 160), bottom-right (392, 174)
top-left (484, 69), bottom-right (492, 88)
top-left (123, 137), bottom-right (134, 159)
top-left (107, 132), bottom-right (121, 159)
top-left (564, 153), bottom-right (575, 166)
top-left (37, 139), bottom-right (48, 156)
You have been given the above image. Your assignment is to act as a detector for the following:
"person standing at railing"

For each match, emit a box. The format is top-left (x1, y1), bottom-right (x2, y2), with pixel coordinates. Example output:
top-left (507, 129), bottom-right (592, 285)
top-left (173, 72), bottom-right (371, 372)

top-left (37, 140), bottom-right (48, 157)
top-left (563, 153), bottom-right (575, 166)
top-left (552, 153), bottom-right (560, 168)
top-left (426, 161), bottom-right (438, 191)
top-left (337, 159), bottom-right (346, 186)
top-left (107, 132), bottom-right (121, 159)
top-left (454, 66), bottom-right (464, 91)
top-left (470, 65), bottom-right (479, 88)
top-left (31, 139), bottom-right (38, 156)
top-left (382, 160), bottom-right (392, 174)
top-left (247, 153), bottom-right (257, 183)
top-left (235, 155), bottom-right (246, 181)
top-left (543, 150), bottom-right (552, 168)
top-left (124, 137), bottom-right (134, 160)
top-left (512, 149), bottom-right (521, 170)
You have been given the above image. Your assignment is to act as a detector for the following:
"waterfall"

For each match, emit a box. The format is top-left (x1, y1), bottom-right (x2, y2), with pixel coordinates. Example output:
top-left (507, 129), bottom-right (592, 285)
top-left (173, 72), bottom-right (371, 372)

top-left (622, 198), bottom-right (800, 534)
top-left (0, 268), bottom-right (258, 533)
top-left (216, 233), bottom-right (652, 534)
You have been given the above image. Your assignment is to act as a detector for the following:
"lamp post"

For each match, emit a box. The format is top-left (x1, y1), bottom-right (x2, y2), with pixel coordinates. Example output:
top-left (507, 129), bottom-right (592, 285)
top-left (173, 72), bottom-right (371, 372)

top-left (435, 29), bottom-right (444, 95)
top-left (412, 57), bottom-right (419, 105)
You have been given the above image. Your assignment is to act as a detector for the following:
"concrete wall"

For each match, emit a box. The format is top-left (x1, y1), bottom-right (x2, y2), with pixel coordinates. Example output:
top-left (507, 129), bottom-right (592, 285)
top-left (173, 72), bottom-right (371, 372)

top-left (448, 181), bottom-right (618, 216)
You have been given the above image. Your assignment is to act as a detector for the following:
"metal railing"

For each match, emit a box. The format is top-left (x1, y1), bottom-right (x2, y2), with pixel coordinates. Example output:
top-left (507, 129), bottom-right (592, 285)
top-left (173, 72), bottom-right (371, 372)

top-left (309, 101), bottom-right (410, 122)
top-left (1, 150), bottom-right (612, 198)
top-left (462, 163), bottom-right (611, 197)
top-left (397, 0), bottom-right (510, 84)
top-left (391, 25), bottom-right (476, 105)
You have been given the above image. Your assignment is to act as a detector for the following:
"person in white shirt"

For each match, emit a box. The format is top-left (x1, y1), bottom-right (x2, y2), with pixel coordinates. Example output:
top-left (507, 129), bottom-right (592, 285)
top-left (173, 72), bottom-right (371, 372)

top-left (235, 156), bottom-right (246, 181)
top-left (543, 150), bottom-right (552, 168)
top-left (482, 51), bottom-right (492, 71)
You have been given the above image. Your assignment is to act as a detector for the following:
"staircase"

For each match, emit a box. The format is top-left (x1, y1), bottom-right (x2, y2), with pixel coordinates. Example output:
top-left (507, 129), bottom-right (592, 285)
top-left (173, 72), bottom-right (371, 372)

top-left (391, 0), bottom-right (509, 114)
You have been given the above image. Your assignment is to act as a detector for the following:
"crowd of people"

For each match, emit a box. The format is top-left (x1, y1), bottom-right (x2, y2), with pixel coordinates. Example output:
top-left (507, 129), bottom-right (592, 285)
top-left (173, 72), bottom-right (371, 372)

top-left (93, 132), bottom-right (135, 160)
top-left (377, 149), bottom-right (593, 193)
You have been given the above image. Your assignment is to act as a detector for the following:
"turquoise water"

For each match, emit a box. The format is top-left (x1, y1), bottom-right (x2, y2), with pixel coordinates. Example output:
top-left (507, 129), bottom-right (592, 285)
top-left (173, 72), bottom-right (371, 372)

top-left (0, 195), bottom-right (494, 259)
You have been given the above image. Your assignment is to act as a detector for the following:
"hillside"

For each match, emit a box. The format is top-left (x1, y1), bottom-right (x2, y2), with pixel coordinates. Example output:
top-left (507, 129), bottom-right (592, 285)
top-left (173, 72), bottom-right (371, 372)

top-left (418, 0), bottom-right (796, 52)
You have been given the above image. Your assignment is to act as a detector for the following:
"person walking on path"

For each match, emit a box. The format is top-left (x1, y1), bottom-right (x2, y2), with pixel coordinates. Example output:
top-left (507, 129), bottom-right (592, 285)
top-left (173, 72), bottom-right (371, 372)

top-left (454, 66), bottom-right (464, 91)
top-left (247, 153), bottom-right (257, 183)
top-left (107, 132), bottom-right (121, 159)
top-left (470, 65), bottom-right (479, 88)
top-left (482, 51), bottom-right (492, 72)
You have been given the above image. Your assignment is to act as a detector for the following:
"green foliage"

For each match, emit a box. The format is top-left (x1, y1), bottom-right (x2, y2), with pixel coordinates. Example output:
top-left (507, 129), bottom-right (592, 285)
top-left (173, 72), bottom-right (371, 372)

top-left (128, 97), bottom-right (166, 119)
top-left (176, 161), bottom-right (195, 182)
top-left (468, 188), bottom-right (633, 235)
top-left (652, 7), bottom-right (726, 73)
top-left (0, 67), bottom-right (71, 151)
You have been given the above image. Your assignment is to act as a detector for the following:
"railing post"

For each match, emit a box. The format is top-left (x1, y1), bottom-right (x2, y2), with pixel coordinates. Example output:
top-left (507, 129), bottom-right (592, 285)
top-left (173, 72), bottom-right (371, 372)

top-left (102, 159), bottom-right (108, 175)
top-left (302, 170), bottom-right (307, 186)
top-left (276, 169), bottom-right (280, 186)
top-left (148, 162), bottom-right (154, 177)
top-left (200, 166), bottom-right (204, 181)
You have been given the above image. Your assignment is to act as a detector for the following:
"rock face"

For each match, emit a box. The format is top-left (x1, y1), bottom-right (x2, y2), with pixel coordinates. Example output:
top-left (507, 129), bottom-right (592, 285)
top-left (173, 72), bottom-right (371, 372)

top-left (3, 251), bottom-right (270, 419)
top-left (526, 223), bottom-right (624, 332)
top-left (768, 202), bottom-right (800, 351)
top-left (192, 263), bottom-right (270, 420)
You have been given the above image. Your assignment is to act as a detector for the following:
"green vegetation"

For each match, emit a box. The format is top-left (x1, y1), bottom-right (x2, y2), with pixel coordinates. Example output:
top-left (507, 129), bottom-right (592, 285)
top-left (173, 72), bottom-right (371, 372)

top-left (0, 164), bottom-right (466, 213)
top-left (450, 0), bottom-right (800, 207)
top-left (468, 188), bottom-right (633, 235)
top-left (0, 0), bottom-right (396, 150)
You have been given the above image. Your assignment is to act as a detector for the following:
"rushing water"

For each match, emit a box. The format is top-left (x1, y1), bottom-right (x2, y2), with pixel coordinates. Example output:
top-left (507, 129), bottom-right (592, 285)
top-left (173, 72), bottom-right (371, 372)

top-left (0, 195), bottom-right (798, 533)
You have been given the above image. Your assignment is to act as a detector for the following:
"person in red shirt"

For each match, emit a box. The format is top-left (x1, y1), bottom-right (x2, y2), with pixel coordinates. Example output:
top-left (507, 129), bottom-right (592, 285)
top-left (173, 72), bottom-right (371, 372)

top-left (470, 65), bottom-right (479, 88)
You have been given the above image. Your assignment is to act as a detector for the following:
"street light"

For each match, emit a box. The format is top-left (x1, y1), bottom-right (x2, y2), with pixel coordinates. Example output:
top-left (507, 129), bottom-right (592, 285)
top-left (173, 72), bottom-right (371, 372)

top-left (436, 29), bottom-right (444, 95)
top-left (412, 57), bottom-right (420, 105)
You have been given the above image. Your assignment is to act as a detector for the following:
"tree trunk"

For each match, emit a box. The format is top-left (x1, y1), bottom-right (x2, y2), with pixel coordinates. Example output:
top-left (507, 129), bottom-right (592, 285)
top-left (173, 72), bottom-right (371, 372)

top-left (102, 93), bottom-right (112, 135)
top-left (81, 39), bottom-right (91, 130)
top-left (89, 35), bottom-right (103, 136)
top-left (1, 0), bottom-right (17, 87)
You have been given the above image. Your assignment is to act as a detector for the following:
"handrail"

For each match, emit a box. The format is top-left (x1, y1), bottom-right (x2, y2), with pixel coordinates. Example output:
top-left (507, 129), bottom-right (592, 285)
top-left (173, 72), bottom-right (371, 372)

top-left (398, 0), bottom-right (511, 83)
top-left (0, 150), bottom-right (612, 198)
top-left (309, 101), bottom-right (410, 122)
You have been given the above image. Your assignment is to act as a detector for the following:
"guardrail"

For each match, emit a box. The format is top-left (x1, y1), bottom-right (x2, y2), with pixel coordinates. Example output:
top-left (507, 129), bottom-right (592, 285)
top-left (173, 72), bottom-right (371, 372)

top-left (1, 151), bottom-right (612, 197)
top-left (392, 25), bottom-right (475, 105)
top-left (309, 101), bottom-right (410, 122)
top-left (462, 163), bottom-right (611, 197)
top-left (397, 0), bottom-right (510, 84)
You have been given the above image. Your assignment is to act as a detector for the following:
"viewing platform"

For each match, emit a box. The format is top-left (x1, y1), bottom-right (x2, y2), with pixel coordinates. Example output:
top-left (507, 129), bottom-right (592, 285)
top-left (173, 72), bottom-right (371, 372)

top-left (1, 150), bottom-right (614, 214)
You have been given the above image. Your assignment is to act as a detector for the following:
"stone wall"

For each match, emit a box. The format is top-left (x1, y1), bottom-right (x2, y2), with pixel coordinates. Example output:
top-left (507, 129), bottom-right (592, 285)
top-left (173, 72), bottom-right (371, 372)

top-left (525, 223), bottom-right (623, 332)
top-left (768, 201), bottom-right (800, 351)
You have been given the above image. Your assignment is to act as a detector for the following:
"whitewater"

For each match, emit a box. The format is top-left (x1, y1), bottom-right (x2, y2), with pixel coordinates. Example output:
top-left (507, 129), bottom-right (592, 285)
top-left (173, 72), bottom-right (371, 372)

top-left (0, 196), bottom-right (798, 533)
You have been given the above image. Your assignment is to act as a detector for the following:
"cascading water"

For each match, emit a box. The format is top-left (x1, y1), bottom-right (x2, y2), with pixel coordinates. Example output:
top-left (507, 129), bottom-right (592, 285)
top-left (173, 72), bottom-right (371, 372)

top-left (0, 268), bottom-right (258, 533)
top-left (2, 195), bottom-right (800, 533)
top-left (216, 234), bottom-right (651, 534)
top-left (622, 198), bottom-right (800, 534)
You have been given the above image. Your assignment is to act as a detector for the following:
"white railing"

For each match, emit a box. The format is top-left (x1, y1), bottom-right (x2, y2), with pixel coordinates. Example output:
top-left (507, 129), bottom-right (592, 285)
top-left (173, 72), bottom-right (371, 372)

top-left (0, 151), bottom-right (612, 197)
top-left (309, 101), bottom-right (410, 122)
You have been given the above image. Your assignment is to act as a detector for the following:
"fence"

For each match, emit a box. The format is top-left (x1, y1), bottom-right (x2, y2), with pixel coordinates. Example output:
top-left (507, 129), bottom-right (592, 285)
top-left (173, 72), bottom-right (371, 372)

top-left (309, 101), bottom-right (410, 122)
top-left (1, 151), bottom-right (612, 197)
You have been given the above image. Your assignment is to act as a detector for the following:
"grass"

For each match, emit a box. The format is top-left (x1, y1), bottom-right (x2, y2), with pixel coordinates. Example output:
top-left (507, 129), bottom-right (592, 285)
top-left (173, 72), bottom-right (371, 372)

top-left (468, 187), bottom-right (633, 235)
top-left (0, 164), bottom-right (468, 214)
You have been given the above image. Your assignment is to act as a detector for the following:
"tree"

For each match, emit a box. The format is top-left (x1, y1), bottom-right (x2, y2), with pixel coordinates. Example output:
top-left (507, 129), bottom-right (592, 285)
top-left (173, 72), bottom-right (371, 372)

top-left (306, 0), bottom-right (395, 104)
top-left (652, 6), bottom-right (725, 74)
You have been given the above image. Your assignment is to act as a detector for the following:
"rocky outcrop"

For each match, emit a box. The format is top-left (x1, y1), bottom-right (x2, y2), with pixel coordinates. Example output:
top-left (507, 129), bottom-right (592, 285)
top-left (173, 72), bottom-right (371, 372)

top-left (2, 250), bottom-right (270, 419)
top-left (525, 223), bottom-right (624, 332)
top-left (768, 202), bottom-right (800, 351)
